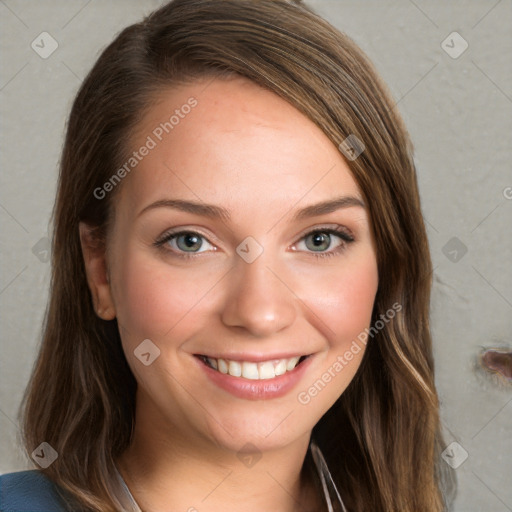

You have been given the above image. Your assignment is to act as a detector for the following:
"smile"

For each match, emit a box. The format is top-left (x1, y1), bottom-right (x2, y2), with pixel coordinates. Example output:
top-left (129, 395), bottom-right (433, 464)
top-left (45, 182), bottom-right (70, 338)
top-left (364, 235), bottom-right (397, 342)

top-left (197, 355), bottom-right (308, 380)
top-left (194, 353), bottom-right (314, 400)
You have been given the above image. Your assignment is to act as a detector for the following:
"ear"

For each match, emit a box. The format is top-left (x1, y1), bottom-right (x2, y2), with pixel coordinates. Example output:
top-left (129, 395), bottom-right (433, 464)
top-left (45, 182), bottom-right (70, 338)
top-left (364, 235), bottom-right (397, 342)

top-left (78, 222), bottom-right (116, 320)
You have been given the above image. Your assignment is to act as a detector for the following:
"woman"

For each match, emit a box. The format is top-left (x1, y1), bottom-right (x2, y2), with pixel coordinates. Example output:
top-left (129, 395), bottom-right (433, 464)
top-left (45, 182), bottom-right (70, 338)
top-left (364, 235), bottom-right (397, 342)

top-left (0, 0), bottom-right (454, 510)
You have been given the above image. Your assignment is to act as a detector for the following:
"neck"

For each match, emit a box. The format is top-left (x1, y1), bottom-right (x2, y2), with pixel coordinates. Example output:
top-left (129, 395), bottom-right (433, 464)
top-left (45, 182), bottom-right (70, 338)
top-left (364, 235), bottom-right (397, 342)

top-left (116, 402), bottom-right (322, 512)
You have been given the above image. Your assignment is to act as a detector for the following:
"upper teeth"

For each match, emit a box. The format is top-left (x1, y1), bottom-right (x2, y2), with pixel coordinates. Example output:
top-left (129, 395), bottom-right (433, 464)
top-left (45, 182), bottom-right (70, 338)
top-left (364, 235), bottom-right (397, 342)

top-left (205, 356), bottom-right (302, 380)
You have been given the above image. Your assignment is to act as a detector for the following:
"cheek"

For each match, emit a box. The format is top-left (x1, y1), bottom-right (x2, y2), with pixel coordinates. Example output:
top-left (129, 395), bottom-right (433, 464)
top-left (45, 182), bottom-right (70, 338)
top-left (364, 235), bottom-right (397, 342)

top-left (333, 269), bottom-right (377, 341)
top-left (301, 252), bottom-right (379, 348)
top-left (295, 254), bottom-right (378, 410)
top-left (112, 248), bottom-right (218, 343)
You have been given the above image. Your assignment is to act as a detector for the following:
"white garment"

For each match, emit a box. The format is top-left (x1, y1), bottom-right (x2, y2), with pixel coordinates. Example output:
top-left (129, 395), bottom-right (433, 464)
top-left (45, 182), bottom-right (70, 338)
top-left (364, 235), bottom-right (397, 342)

top-left (114, 441), bottom-right (347, 512)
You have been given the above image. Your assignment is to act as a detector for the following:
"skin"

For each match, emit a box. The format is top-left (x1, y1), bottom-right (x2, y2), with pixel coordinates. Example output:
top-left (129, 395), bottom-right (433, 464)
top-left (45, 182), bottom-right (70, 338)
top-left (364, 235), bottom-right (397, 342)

top-left (80, 76), bottom-right (379, 512)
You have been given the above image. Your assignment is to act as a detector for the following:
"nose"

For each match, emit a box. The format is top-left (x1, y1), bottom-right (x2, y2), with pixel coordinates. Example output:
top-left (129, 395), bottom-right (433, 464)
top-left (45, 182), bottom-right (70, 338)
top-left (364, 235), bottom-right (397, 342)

top-left (220, 254), bottom-right (297, 338)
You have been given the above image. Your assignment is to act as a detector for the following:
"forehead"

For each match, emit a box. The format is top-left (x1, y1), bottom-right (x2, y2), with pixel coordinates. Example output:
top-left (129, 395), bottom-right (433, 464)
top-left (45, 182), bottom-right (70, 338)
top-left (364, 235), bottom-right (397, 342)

top-left (118, 76), bottom-right (363, 218)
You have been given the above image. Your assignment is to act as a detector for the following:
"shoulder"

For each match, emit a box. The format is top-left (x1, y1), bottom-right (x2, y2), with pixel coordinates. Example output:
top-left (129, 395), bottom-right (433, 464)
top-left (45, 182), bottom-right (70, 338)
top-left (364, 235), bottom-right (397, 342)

top-left (0, 470), bottom-right (69, 512)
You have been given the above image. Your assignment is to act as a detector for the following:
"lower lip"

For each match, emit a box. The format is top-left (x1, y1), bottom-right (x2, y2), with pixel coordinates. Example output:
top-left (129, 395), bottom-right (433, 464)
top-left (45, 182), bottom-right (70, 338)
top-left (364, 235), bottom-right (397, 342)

top-left (195, 356), bottom-right (313, 400)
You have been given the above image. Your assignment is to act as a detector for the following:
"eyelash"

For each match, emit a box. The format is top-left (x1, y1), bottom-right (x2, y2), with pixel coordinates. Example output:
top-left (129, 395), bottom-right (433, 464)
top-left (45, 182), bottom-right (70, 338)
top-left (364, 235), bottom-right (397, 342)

top-left (153, 226), bottom-right (355, 260)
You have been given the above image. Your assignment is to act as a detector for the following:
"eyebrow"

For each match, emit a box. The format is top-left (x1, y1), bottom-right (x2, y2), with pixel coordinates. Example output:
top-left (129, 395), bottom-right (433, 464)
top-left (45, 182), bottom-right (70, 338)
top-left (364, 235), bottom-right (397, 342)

top-left (137, 195), bottom-right (365, 221)
top-left (291, 195), bottom-right (365, 221)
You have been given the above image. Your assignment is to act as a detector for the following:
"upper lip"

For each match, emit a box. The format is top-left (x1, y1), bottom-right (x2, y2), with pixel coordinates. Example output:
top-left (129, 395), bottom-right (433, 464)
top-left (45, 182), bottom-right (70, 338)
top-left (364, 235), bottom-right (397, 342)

top-left (194, 352), bottom-right (310, 363)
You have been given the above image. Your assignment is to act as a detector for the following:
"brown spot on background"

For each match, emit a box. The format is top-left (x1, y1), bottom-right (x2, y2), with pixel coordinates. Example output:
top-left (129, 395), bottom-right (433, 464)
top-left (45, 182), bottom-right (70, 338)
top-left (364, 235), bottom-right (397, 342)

top-left (481, 349), bottom-right (512, 382)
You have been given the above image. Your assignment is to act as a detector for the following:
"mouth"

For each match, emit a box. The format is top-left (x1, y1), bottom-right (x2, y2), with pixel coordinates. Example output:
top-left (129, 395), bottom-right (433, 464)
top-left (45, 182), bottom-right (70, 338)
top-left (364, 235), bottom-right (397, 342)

top-left (195, 354), bottom-right (310, 380)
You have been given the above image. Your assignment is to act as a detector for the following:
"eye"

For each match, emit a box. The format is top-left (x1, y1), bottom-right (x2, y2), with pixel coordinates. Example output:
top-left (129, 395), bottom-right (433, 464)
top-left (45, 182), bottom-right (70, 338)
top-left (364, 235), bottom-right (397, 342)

top-left (293, 227), bottom-right (354, 258)
top-left (154, 226), bottom-right (354, 260)
top-left (154, 230), bottom-right (216, 256)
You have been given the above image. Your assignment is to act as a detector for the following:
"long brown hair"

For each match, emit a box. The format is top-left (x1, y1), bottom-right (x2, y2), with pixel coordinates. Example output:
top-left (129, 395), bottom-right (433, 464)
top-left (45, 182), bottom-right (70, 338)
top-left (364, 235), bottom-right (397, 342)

top-left (19, 0), bottom-right (454, 510)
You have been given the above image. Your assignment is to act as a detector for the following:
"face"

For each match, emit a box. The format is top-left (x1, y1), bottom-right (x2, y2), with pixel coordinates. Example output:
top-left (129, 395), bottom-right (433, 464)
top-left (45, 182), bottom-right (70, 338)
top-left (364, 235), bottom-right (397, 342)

top-left (83, 76), bottom-right (378, 455)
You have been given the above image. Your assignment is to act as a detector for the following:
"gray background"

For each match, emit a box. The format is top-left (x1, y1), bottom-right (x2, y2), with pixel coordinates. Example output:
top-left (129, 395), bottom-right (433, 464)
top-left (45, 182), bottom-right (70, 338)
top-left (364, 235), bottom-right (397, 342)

top-left (1, 1), bottom-right (511, 511)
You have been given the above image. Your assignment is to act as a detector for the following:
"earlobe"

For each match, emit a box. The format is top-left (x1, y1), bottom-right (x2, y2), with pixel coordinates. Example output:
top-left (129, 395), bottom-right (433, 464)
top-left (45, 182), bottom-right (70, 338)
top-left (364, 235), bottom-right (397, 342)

top-left (78, 222), bottom-right (116, 320)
